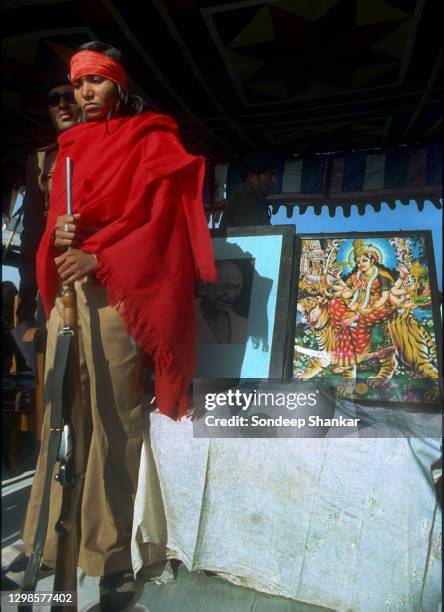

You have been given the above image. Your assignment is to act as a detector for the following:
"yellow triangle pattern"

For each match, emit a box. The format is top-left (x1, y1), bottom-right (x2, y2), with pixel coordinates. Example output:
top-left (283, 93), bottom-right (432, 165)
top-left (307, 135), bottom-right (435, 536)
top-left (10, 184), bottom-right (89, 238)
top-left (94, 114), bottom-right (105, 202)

top-left (371, 20), bottom-right (411, 60)
top-left (245, 79), bottom-right (289, 99)
top-left (270, 0), bottom-right (340, 22)
top-left (356, 0), bottom-right (409, 27)
top-left (229, 5), bottom-right (275, 48)
top-left (352, 61), bottom-right (398, 87)
top-left (226, 49), bottom-right (264, 83)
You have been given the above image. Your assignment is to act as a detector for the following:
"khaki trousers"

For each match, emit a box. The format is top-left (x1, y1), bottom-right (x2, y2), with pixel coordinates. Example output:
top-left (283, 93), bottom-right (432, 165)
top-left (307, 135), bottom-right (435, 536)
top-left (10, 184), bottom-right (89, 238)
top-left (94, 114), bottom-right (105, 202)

top-left (22, 276), bottom-right (145, 576)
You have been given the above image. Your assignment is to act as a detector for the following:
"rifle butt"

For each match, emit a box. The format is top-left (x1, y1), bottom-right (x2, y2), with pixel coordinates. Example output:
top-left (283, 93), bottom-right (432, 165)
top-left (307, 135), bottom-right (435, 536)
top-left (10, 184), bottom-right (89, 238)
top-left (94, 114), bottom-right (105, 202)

top-left (51, 483), bottom-right (83, 611)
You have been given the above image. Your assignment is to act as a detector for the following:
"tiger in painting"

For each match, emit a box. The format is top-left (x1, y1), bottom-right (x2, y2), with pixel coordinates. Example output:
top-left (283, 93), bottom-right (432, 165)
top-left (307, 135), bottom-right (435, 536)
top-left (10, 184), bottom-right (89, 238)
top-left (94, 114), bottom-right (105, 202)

top-left (295, 295), bottom-right (438, 398)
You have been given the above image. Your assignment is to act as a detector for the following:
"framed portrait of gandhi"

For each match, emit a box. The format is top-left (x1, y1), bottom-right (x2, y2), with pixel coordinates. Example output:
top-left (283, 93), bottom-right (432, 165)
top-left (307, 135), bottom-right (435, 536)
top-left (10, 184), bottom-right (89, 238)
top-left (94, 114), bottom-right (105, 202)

top-left (293, 231), bottom-right (442, 407)
top-left (195, 225), bottom-right (296, 380)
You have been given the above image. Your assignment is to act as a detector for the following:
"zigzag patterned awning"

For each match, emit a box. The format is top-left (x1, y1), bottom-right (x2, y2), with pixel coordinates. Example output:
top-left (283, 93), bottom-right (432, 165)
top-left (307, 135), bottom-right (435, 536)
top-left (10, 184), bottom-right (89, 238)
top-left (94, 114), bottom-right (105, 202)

top-left (206, 143), bottom-right (442, 217)
top-left (2, 0), bottom-right (442, 195)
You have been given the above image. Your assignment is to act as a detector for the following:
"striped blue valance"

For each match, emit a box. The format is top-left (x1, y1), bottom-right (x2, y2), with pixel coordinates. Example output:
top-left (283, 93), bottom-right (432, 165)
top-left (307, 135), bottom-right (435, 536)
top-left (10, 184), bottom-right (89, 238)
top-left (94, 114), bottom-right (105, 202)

top-left (204, 144), bottom-right (442, 217)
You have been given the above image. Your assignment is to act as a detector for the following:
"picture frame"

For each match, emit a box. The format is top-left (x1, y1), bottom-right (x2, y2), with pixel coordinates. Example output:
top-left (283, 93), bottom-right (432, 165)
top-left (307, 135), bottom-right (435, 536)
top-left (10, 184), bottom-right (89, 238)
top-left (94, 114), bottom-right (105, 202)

top-left (195, 225), bottom-right (296, 381)
top-left (292, 231), bottom-right (442, 407)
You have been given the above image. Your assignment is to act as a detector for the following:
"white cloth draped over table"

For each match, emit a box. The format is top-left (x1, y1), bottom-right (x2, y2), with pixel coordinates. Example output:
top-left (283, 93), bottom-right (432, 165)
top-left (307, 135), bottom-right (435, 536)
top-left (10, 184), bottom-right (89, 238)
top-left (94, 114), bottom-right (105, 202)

top-left (131, 412), bottom-right (441, 612)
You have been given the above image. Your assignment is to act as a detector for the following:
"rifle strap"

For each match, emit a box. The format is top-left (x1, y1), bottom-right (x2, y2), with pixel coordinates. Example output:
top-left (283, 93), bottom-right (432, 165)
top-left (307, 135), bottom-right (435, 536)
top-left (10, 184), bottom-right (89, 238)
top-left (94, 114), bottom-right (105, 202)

top-left (21, 333), bottom-right (73, 600)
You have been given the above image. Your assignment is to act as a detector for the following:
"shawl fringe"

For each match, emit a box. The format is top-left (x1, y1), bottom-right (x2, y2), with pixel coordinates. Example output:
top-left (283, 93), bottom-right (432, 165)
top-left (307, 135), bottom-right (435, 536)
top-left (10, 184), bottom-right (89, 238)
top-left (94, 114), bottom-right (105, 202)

top-left (95, 255), bottom-right (187, 419)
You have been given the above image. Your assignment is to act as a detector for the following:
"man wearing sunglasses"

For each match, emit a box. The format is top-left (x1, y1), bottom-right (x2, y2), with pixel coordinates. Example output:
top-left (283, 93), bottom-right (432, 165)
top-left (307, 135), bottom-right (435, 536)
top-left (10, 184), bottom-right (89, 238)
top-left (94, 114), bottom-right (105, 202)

top-left (16, 74), bottom-right (80, 325)
top-left (2, 74), bottom-right (80, 591)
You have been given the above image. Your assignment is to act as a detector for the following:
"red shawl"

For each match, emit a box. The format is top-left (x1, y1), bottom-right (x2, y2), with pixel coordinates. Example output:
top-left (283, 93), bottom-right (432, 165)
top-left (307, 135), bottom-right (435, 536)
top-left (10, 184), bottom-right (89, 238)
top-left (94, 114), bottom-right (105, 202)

top-left (36, 112), bottom-right (216, 419)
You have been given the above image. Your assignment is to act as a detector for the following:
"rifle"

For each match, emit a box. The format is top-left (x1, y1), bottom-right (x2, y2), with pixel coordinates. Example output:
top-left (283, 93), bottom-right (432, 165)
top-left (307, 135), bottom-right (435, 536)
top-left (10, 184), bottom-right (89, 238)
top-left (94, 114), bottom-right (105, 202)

top-left (20, 158), bottom-right (85, 611)
top-left (50, 156), bottom-right (86, 611)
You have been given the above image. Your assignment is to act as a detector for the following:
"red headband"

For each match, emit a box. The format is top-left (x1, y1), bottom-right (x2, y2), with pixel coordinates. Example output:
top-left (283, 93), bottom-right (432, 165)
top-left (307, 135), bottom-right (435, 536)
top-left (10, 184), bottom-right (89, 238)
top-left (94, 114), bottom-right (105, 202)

top-left (70, 50), bottom-right (128, 89)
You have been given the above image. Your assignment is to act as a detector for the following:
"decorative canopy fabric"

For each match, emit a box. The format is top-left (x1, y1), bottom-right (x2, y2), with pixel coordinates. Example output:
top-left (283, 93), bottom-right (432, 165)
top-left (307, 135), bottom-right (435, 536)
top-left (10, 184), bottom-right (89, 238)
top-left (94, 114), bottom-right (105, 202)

top-left (3, 1), bottom-right (442, 189)
top-left (206, 144), bottom-right (442, 218)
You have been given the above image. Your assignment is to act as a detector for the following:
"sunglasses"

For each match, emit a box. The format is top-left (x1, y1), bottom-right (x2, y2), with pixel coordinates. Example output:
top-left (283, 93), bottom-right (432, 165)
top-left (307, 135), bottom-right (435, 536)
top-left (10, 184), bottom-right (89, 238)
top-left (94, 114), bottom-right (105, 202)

top-left (48, 90), bottom-right (76, 107)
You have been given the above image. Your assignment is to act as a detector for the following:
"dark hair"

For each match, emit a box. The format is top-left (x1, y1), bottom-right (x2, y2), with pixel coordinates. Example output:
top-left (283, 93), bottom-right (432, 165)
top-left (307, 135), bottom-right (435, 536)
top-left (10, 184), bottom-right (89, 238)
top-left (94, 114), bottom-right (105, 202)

top-left (73, 41), bottom-right (151, 118)
top-left (238, 152), bottom-right (277, 181)
top-left (44, 67), bottom-right (71, 93)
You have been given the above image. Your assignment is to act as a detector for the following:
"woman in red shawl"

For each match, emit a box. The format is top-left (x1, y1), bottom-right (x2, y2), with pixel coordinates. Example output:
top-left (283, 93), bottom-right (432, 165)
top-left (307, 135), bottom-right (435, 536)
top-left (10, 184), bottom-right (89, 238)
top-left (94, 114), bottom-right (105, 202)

top-left (18, 41), bottom-right (216, 610)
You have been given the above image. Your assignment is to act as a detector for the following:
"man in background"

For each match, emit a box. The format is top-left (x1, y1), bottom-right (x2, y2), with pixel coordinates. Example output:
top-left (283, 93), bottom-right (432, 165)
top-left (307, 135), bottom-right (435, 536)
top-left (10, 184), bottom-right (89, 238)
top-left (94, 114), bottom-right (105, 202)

top-left (1, 72), bottom-right (79, 592)
top-left (219, 152), bottom-right (277, 228)
top-left (16, 72), bottom-right (80, 324)
top-left (2, 281), bottom-right (19, 373)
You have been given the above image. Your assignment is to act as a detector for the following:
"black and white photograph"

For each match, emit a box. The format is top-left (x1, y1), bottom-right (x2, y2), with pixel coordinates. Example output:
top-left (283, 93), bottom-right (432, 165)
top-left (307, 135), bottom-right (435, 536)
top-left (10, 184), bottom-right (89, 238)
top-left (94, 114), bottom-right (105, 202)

top-left (195, 258), bottom-right (254, 345)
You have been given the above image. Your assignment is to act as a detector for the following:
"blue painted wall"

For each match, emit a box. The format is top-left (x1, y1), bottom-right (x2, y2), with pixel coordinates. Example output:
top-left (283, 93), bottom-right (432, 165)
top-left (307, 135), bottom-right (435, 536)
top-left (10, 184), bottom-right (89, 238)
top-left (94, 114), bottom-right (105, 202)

top-left (271, 200), bottom-right (442, 292)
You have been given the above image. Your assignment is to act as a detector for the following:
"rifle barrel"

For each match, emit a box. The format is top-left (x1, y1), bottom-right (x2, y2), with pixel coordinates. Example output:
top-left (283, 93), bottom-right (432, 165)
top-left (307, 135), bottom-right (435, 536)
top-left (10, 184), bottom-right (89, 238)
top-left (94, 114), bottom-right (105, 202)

top-left (66, 157), bottom-right (72, 216)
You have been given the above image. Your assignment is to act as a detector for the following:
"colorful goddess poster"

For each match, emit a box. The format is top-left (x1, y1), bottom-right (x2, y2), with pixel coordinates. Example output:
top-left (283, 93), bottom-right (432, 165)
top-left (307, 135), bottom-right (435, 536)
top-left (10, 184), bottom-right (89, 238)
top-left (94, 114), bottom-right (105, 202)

top-left (293, 232), bottom-right (441, 405)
